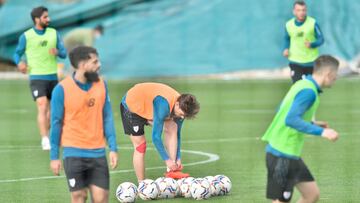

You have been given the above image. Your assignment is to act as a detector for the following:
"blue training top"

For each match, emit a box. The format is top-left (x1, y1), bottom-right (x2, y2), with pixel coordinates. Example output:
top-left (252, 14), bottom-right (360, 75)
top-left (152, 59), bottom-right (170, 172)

top-left (266, 75), bottom-right (324, 159)
top-left (50, 74), bottom-right (117, 160)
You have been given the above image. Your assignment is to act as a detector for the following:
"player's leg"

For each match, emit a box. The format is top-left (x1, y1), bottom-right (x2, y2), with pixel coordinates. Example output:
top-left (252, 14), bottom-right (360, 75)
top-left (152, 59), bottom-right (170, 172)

top-left (120, 103), bottom-right (147, 182)
top-left (163, 119), bottom-right (189, 179)
top-left (45, 80), bottom-right (58, 140)
top-left (163, 120), bottom-right (178, 161)
top-left (36, 96), bottom-right (50, 138)
top-left (130, 135), bottom-right (147, 182)
top-left (88, 157), bottom-right (110, 203)
top-left (295, 181), bottom-right (320, 203)
top-left (294, 159), bottom-right (319, 203)
top-left (30, 80), bottom-right (53, 150)
top-left (63, 157), bottom-right (89, 203)
top-left (70, 189), bottom-right (88, 203)
top-left (89, 185), bottom-right (109, 203)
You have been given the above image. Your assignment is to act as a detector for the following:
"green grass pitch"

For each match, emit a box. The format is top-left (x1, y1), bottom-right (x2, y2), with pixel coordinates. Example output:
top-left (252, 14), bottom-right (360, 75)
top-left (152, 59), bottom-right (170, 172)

top-left (0, 78), bottom-right (359, 202)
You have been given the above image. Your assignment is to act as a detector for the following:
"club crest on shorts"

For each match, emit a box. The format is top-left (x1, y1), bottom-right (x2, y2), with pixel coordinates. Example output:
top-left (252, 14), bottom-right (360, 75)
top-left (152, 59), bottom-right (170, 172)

top-left (33, 90), bottom-right (38, 97)
top-left (133, 126), bottom-right (139, 132)
top-left (69, 178), bottom-right (76, 187)
top-left (283, 191), bottom-right (291, 200)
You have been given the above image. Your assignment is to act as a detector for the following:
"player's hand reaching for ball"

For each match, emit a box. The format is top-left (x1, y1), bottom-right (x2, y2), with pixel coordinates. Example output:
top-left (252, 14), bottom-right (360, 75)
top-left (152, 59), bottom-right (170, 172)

top-left (321, 128), bottom-right (339, 142)
top-left (50, 160), bottom-right (62, 176)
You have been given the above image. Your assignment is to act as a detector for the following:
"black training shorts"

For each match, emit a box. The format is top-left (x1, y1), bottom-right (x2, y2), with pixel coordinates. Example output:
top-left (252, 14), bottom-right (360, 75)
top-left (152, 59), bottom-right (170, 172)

top-left (63, 157), bottom-right (109, 192)
top-left (29, 79), bottom-right (58, 101)
top-left (120, 103), bottom-right (148, 136)
top-left (289, 63), bottom-right (313, 83)
top-left (265, 153), bottom-right (314, 202)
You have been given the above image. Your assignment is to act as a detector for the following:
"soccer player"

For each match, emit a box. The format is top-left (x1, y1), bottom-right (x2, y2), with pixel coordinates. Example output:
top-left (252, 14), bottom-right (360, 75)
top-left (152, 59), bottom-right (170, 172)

top-left (13, 6), bottom-right (67, 150)
top-left (262, 55), bottom-right (339, 203)
top-left (283, 0), bottom-right (324, 83)
top-left (120, 83), bottom-right (200, 181)
top-left (50, 46), bottom-right (118, 203)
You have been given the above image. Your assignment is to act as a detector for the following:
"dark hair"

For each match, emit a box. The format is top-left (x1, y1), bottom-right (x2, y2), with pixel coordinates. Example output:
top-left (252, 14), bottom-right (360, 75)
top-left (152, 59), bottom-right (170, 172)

top-left (94, 24), bottom-right (104, 34)
top-left (293, 0), bottom-right (306, 8)
top-left (177, 94), bottom-right (200, 119)
top-left (69, 46), bottom-right (98, 69)
top-left (314, 55), bottom-right (339, 73)
top-left (31, 6), bottom-right (48, 23)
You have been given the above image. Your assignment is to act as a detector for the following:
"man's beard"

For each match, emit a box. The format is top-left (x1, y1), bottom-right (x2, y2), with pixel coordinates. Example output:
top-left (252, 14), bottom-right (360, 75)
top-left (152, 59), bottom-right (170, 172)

top-left (40, 21), bottom-right (48, 29)
top-left (84, 71), bottom-right (100, 82)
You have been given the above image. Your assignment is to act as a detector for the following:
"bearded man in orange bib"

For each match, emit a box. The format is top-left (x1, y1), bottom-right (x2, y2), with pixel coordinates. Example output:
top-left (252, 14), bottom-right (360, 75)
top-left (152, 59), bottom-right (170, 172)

top-left (50, 46), bottom-right (118, 203)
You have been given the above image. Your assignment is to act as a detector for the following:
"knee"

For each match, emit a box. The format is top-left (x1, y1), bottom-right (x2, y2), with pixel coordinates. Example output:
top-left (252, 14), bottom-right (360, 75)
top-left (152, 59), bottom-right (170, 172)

top-left (92, 193), bottom-right (108, 203)
top-left (304, 188), bottom-right (320, 202)
top-left (72, 190), bottom-right (88, 202)
top-left (135, 141), bottom-right (147, 154)
top-left (37, 100), bottom-right (48, 112)
top-left (312, 189), bottom-right (320, 202)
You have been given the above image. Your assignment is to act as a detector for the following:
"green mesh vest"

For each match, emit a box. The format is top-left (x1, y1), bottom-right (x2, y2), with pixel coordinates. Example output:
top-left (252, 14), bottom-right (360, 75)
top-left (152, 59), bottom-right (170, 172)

top-left (261, 79), bottom-right (320, 156)
top-left (24, 27), bottom-right (58, 75)
top-left (286, 16), bottom-right (319, 63)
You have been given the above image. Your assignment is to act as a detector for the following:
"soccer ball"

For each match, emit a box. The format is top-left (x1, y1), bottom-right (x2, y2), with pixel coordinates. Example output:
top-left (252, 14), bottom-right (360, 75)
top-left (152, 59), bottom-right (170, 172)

top-left (179, 177), bottom-right (195, 198)
top-left (204, 176), bottom-right (221, 196)
top-left (137, 179), bottom-right (159, 200)
top-left (115, 182), bottom-right (138, 203)
top-left (176, 178), bottom-right (185, 197)
top-left (190, 178), bottom-right (211, 200)
top-left (215, 175), bottom-right (232, 195)
top-left (155, 177), bottom-right (179, 199)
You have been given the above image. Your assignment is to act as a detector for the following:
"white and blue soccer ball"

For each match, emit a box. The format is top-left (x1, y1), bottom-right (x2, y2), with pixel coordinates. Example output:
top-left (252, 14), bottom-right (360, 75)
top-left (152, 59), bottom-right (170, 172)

top-left (215, 175), bottom-right (232, 195)
top-left (137, 179), bottom-right (159, 200)
top-left (155, 177), bottom-right (179, 199)
top-left (179, 177), bottom-right (195, 198)
top-left (204, 176), bottom-right (222, 196)
top-left (115, 182), bottom-right (138, 203)
top-left (190, 178), bottom-right (211, 200)
top-left (176, 178), bottom-right (185, 197)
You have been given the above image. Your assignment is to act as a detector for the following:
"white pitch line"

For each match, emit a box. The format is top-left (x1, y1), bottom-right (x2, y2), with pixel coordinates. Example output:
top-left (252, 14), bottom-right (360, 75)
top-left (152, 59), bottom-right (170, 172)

top-left (0, 137), bottom-right (255, 150)
top-left (0, 147), bottom-right (219, 184)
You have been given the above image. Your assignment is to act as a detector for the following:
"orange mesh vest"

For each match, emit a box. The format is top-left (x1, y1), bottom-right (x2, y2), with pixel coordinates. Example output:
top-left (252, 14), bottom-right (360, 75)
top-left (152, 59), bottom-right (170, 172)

top-left (60, 77), bottom-right (106, 149)
top-left (126, 83), bottom-right (180, 120)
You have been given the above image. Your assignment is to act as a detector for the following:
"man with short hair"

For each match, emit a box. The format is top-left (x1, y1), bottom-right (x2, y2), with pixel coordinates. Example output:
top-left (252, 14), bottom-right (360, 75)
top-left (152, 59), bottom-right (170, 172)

top-left (13, 6), bottom-right (67, 150)
top-left (283, 0), bottom-right (324, 83)
top-left (120, 83), bottom-right (200, 181)
top-left (50, 46), bottom-right (118, 203)
top-left (262, 55), bottom-right (340, 203)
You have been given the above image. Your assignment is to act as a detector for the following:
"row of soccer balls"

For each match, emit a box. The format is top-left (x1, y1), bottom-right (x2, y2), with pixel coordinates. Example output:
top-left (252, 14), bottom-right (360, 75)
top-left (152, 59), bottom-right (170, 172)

top-left (116, 175), bottom-right (232, 202)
